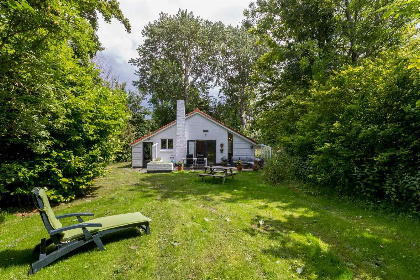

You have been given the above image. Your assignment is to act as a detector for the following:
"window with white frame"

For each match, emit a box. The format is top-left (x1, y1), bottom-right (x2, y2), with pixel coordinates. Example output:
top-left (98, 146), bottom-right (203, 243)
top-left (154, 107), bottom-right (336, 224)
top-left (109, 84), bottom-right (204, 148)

top-left (161, 139), bottom-right (173, 149)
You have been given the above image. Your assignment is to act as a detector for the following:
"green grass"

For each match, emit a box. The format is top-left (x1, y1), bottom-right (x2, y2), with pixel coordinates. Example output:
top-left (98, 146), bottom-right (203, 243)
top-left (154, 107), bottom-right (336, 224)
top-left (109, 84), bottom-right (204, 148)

top-left (1, 162), bottom-right (419, 279)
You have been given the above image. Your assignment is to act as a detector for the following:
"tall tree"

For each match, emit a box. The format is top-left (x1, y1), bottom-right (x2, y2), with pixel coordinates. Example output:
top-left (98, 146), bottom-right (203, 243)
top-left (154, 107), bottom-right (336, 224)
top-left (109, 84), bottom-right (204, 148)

top-left (245, 0), bottom-right (413, 144)
top-left (130, 9), bottom-right (224, 127)
top-left (384, 0), bottom-right (420, 69)
top-left (217, 25), bottom-right (266, 131)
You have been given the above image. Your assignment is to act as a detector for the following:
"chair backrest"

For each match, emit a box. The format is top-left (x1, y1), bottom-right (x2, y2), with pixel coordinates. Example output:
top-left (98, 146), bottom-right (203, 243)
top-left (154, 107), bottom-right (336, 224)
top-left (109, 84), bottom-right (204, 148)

top-left (186, 154), bottom-right (194, 164)
top-left (196, 154), bottom-right (205, 164)
top-left (32, 188), bottom-right (63, 232)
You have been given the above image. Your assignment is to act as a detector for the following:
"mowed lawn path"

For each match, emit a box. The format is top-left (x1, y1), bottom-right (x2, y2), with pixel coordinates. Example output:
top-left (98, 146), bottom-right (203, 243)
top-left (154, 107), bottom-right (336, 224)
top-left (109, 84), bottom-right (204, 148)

top-left (0, 162), bottom-right (419, 279)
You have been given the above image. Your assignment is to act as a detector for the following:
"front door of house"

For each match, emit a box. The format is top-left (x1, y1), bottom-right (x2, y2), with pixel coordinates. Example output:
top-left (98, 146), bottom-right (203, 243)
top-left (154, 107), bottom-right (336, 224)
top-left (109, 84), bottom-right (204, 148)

top-left (143, 142), bottom-right (153, 168)
top-left (196, 140), bottom-right (216, 164)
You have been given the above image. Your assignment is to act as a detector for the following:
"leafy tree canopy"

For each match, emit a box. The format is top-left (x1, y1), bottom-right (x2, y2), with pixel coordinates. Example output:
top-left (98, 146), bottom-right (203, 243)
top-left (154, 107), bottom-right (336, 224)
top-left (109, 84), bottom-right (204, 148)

top-left (216, 24), bottom-right (266, 132)
top-left (130, 9), bottom-right (224, 127)
top-left (245, 0), bottom-right (416, 144)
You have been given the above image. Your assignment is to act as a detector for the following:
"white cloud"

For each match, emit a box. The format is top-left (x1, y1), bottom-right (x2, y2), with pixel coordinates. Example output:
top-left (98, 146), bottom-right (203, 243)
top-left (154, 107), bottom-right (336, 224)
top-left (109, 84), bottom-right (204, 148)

top-left (96, 0), bottom-right (252, 91)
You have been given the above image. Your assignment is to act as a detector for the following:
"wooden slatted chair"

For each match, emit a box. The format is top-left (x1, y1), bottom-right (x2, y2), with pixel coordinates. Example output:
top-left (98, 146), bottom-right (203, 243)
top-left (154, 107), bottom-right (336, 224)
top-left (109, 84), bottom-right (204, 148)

top-left (29, 187), bottom-right (151, 274)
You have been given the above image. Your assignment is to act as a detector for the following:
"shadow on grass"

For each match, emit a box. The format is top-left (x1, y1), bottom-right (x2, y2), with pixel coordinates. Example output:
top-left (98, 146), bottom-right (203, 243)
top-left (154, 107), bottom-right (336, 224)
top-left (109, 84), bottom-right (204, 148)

top-left (116, 163), bottom-right (132, 169)
top-left (0, 228), bottom-right (143, 271)
top-left (244, 215), bottom-right (353, 279)
top-left (0, 248), bottom-right (33, 269)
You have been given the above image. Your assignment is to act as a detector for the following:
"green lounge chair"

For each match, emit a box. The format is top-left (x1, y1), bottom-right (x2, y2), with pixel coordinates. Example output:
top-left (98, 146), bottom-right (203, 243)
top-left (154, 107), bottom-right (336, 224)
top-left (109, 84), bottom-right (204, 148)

top-left (29, 187), bottom-right (151, 275)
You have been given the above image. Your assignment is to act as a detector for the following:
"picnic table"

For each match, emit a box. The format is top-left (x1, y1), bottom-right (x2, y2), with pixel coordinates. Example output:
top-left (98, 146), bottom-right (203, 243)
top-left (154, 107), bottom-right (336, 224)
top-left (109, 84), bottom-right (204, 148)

top-left (198, 165), bottom-right (238, 184)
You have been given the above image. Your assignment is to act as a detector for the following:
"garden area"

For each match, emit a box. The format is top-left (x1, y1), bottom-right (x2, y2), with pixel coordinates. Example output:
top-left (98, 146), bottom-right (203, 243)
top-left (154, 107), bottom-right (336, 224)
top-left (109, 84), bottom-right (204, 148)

top-left (1, 163), bottom-right (419, 280)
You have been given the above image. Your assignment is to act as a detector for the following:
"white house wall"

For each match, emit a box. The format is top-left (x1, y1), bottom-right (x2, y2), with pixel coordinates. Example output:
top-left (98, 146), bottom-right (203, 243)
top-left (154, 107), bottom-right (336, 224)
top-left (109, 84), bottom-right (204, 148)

top-left (131, 125), bottom-right (177, 166)
top-left (186, 114), bottom-right (229, 163)
top-left (148, 125), bottom-right (177, 162)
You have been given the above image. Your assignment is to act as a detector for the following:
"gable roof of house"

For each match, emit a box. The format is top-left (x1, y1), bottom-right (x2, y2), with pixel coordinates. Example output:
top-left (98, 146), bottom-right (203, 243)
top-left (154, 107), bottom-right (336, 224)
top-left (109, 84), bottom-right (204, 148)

top-left (130, 108), bottom-right (257, 146)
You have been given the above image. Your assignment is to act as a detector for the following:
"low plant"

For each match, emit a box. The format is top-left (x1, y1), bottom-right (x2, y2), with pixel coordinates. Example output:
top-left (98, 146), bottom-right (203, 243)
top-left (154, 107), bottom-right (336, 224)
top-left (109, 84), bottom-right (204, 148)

top-left (252, 162), bottom-right (259, 171)
top-left (221, 156), bottom-right (228, 166)
top-left (261, 150), bottom-right (302, 184)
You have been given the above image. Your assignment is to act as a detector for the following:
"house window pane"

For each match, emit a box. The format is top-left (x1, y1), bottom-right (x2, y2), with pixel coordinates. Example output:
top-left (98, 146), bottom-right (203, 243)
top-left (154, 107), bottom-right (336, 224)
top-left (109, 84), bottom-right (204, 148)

top-left (168, 139), bottom-right (173, 149)
top-left (188, 140), bottom-right (195, 157)
top-left (161, 139), bottom-right (167, 149)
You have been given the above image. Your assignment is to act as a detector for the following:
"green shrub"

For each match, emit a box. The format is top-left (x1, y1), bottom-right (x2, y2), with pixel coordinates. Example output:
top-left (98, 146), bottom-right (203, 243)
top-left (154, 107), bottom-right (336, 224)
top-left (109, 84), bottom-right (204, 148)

top-left (285, 52), bottom-right (420, 212)
top-left (262, 150), bottom-right (304, 184)
top-left (0, 80), bottom-right (127, 204)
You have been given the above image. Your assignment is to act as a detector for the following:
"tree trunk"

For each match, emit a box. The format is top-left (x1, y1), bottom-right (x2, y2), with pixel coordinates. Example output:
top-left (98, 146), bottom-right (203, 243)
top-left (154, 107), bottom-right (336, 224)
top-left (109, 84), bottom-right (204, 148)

top-left (183, 56), bottom-right (190, 102)
top-left (239, 94), bottom-right (246, 130)
top-left (344, 0), bottom-right (358, 64)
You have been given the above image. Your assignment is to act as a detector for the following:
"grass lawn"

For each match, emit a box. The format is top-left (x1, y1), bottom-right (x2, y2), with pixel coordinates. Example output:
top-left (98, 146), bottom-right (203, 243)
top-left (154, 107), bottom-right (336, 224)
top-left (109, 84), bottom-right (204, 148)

top-left (0, 162), bottom-right (419, 279)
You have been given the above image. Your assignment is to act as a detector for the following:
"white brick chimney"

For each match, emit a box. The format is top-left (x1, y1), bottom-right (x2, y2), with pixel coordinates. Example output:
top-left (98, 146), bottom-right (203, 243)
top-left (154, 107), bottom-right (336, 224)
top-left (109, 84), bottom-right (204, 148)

top-left (175, 100), bottom-right (187, 163)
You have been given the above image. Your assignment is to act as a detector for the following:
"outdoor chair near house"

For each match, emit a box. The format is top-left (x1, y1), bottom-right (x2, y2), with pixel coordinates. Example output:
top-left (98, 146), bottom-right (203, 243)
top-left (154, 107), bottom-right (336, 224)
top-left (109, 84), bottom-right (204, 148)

top-left (196, 154), bottom-right (206, 167)
top-left (186, 154), bottom-right (194, 168)
top-left (29, 187), bottom-right (151, 275)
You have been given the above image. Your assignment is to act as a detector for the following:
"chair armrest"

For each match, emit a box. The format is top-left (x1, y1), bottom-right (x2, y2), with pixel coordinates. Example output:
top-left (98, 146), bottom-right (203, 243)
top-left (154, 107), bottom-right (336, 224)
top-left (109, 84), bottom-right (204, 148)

top-left (56, 213), bottom-right (94, 219)
top-left (50, 223), bottom-right (102, 235)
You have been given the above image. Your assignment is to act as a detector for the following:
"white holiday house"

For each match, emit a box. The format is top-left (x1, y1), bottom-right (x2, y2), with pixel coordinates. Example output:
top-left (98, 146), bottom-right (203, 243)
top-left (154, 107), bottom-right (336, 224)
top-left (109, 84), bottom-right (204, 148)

top-left (131, 100), bottom-right (258, 168)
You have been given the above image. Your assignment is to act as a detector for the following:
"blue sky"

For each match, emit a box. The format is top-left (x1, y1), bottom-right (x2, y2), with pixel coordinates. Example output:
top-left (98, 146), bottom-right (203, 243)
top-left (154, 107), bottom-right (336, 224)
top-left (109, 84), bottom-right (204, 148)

top-left (96, 0), bottom-right (252, 94)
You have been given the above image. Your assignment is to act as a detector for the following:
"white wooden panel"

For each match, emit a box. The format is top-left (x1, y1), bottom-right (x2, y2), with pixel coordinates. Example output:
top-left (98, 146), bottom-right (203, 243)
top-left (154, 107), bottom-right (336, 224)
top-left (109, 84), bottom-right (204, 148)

top-left (132, 153), bottom-right (142, 160)
top-left (233, 135), bottom-right (254, 158)
top-left (234, 142), bottom-right (252, 149)
top-left (132, 160), bottom-right (142, 167)
top-left (132, 143), bottom-right (143, 167)
top-left (132, 147), bottom-right (142, 153)
top-left (234, 149), bottom-right (253, 156)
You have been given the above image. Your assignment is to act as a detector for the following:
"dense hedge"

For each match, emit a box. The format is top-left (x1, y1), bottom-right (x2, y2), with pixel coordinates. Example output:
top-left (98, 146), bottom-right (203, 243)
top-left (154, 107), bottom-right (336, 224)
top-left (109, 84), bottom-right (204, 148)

top-left (264, 51), bottom-right (420, 212)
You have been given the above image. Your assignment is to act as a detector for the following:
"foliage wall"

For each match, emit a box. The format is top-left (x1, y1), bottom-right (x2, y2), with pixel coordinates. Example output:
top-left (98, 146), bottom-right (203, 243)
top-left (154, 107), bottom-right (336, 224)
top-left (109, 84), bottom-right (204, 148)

top-left (0, 0), bottom-right (131, 204)
top-left (292, 52), bottom-right (418, 211)
top-left (130, 10), bottom-right (223, 127)
top-left (246, 0), bottom-right (420, 212)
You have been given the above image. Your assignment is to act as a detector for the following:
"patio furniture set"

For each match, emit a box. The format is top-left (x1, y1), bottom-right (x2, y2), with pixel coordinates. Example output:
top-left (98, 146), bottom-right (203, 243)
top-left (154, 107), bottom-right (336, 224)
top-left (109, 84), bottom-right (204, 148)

top-left (198, 165), bottom-right (238, 184)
